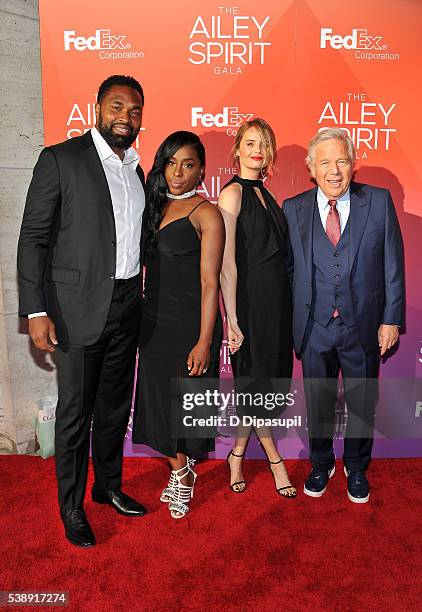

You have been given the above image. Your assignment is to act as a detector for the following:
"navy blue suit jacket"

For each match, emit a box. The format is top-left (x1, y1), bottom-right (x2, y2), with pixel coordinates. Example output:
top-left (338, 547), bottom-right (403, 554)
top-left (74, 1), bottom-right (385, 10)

top-left (282, 181), bottom-right (405, 355)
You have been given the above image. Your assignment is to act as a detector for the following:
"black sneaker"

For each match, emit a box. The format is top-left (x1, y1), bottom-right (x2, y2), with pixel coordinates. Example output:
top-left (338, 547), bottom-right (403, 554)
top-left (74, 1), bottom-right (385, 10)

top-left (303, 465), bottom-right (336, 497)
top-left (344, 466), bottom-right (370, 503)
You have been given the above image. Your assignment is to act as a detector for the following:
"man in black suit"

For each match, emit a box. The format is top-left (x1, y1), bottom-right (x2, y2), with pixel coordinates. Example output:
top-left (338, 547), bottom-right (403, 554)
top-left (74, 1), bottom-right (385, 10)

top-left (18, 75), bottom-right (147, 546)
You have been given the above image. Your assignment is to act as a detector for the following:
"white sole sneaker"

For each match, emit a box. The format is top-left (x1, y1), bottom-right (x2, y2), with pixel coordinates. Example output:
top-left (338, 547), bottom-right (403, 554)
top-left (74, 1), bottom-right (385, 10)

top-left (303, 465), bottom-right (336, 497)
top-left (344, 466), bottom-right (370, 503)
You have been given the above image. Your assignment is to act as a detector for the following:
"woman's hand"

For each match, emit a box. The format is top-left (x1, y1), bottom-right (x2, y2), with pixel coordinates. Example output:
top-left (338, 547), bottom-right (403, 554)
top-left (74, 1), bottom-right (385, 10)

top-left (228, 320), bottom-right (244, 354)
top-left (187, 341), bottom-right (211, 376)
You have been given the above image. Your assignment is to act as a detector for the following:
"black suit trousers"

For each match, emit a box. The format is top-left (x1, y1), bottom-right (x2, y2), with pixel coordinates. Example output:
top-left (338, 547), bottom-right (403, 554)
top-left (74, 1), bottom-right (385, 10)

top-left (54, 276), bottom-right (141, 509)
top-left (300, 316), bottom-right (380, 472)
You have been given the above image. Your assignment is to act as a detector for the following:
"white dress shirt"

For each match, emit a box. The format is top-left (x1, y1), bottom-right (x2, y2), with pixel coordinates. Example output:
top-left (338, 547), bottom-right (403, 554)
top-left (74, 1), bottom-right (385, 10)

top-left (91, 126), bottom-right (145, 279)
top-left (29, 127), bottom-right (145, 319)
top-left (317, 187), bottom-right (350, 234)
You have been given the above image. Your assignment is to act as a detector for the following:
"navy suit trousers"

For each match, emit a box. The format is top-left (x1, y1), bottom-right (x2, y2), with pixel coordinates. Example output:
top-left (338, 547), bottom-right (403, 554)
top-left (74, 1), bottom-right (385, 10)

top-left (300, 316), bottom-right (380, 471)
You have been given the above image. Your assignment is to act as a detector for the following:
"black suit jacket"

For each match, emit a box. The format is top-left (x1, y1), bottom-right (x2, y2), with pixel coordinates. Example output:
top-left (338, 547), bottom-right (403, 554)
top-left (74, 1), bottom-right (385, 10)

top-left (17, 131), bottom-right (147, 345)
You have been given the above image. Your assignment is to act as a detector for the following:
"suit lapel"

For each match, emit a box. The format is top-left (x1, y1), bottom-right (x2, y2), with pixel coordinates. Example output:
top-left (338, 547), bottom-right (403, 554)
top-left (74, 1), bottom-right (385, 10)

top-left (79, 132), bottom-right (114, 215)
top-left (295, 188), bottom-right (316, 281)
top-left (79, 132), bottom-right (148, 259)
top-left (136, 164), bottom-right (146, 190)
top-left (348, 182), bottom-right (371, 271)
top-left (135, 164), bottom-right (148, 260)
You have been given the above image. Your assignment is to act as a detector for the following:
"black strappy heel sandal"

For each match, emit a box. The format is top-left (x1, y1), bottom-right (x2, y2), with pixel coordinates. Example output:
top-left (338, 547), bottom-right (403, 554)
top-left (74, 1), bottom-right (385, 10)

top-left (227, 450), bottom-right (247, 493)
top-left (268, 457), bottom-right (297, 498)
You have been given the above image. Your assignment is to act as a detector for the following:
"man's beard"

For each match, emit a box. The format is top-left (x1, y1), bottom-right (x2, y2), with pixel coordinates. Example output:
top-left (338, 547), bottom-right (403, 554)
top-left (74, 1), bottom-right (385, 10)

top-left (98, 113), bottom-right (138, 150)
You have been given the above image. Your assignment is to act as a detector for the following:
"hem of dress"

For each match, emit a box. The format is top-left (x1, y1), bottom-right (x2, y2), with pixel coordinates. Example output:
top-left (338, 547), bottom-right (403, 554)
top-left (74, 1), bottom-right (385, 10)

top-left (131, 436), bottom-right (215, 459)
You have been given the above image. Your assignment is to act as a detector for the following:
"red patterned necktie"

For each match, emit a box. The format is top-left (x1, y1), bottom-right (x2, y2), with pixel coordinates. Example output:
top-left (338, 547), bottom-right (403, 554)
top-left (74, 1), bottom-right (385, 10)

top-left (326, 199), bottom-right (340, 318)
top-left (326, 199), bottom-right (341, 246)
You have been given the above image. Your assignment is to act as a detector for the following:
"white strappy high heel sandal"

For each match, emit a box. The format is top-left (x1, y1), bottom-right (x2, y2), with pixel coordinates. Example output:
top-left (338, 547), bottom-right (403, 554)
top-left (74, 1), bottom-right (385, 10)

top-left (160, 469), bottom-right (178, 503)
top-left (160, 458), bottom-right (196, 503)
top-left (168, 458), bottom-right (197, 519)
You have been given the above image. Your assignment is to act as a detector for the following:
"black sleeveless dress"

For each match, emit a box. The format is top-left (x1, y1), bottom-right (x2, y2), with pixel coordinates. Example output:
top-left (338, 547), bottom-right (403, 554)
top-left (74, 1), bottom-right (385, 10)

top-left (132, 202), bottom-right (223, 457)
top-left (222, 176), bottom-right (293, 412)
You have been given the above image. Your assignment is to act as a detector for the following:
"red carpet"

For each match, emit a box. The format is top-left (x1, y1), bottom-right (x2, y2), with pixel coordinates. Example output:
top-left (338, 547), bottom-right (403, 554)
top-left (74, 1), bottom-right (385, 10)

top-left (1, 457), bottom-right (421, 611)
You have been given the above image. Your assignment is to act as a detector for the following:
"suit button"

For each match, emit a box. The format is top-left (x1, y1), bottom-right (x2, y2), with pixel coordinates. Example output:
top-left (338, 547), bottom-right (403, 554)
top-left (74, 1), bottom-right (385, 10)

top-left (333, 252), bottom-right (339, 257)
top-left (334, 274), bottom-right (340, 279)
top-left (109, 273), bottom-right (115, 280)
top-left (306, 303), bottom-right (310, 309)
top-left (112, 241), bottom-right (116, 246)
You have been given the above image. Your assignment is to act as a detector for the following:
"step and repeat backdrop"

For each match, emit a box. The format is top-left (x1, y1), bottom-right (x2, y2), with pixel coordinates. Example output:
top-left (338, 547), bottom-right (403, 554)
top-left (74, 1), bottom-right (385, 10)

top-left (38, 0), bottom-right (422, 457)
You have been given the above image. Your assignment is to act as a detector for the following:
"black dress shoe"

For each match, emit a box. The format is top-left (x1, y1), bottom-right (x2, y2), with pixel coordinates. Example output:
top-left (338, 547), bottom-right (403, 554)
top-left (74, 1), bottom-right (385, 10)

top-left (344, 466), bottom-right (370, 503)
top-left (60, 507), bottom-right (96, 547)
top-left (303, 465), bottom-right (336, 497)
top-left (92, 489), bottom-right (147, 517)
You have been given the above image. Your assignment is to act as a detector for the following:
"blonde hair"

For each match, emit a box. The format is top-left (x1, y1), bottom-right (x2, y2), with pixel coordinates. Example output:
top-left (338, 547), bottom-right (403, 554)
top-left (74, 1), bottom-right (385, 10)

top-left (306, 128), bottom-right (356, 168)
top-left (231, 118), bottom-right (277, 176)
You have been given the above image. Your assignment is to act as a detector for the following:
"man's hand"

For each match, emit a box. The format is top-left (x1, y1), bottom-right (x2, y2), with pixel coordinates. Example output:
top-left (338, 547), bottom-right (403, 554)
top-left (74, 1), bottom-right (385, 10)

top-left (29, 316), bottom-right (58, 352)
top-left (378, 324), bottom-right (399, 356)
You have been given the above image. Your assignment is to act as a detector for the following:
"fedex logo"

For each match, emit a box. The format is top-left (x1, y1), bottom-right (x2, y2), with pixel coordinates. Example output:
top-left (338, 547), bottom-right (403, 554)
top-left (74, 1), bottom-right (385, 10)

top-left (192, 107), bottom-right (253, 128)
top-left (64, 29), bottom-right (129, 52)
top-left (320, 28), bottom-right (385, 51)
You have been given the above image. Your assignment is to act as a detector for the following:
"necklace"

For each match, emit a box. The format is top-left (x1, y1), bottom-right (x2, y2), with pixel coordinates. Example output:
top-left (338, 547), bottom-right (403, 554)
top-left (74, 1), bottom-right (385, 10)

top-left (166, 187), bottom-right (197, 200)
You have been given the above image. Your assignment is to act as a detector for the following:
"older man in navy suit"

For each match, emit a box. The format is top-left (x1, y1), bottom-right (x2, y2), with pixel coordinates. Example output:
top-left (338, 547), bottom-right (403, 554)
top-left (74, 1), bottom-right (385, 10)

top-left (283, 128), bottom-right (404, 503)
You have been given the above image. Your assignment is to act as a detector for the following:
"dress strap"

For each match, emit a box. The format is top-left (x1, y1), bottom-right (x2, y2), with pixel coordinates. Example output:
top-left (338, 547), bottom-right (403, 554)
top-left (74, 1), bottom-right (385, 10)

top-left (234, 175), bottom-right (263, 188)
top-left (187, 199), bottom-right (207, 218)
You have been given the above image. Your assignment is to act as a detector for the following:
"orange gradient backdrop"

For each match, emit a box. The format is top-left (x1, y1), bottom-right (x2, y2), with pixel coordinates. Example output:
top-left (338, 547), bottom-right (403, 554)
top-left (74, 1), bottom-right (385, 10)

top-left (38, 0), bottom-right (422, 455)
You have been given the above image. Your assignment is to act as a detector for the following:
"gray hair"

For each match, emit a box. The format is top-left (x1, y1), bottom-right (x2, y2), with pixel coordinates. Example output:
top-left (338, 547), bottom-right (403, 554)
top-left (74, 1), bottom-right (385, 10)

top-left (306, 128), bottom-right (356, 168)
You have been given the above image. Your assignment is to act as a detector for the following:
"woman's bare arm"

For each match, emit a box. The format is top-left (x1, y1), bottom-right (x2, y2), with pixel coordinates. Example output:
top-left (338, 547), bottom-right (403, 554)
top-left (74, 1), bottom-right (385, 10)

top-left (187, 203), bottom-right (225, 376)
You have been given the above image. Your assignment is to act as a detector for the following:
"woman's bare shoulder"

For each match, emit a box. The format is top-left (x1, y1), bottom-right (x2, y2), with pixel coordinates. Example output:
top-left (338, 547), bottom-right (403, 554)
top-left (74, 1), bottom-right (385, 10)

top-left (196, 200), bottom-right (223, 222)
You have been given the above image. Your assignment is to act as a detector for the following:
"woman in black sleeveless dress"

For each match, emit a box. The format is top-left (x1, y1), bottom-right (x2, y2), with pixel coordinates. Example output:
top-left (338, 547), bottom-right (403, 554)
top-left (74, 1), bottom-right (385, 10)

top-left (218, 119), bottom-right (295, 498)
top-left (133, 131), bottom-right (225, 518)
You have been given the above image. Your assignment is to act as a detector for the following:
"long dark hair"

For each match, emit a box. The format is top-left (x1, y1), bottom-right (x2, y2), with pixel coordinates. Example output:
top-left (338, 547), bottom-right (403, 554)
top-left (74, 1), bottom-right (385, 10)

top-left (146, 131), bottom-right (205, 246)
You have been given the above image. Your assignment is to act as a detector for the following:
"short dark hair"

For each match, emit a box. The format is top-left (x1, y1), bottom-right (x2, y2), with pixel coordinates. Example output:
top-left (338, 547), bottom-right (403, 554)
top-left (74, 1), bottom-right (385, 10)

top-left (97, 75), bottom-right (144, 105)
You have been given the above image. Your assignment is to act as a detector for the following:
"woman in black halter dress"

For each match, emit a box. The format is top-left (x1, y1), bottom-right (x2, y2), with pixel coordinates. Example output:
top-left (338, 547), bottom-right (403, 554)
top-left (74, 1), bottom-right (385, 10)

top-left (133, 131), bottom-right (225, 518)
top-left (218, 119), bottom-right (295, 498)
